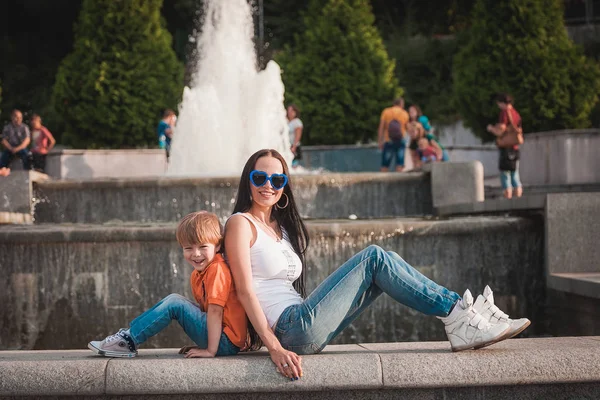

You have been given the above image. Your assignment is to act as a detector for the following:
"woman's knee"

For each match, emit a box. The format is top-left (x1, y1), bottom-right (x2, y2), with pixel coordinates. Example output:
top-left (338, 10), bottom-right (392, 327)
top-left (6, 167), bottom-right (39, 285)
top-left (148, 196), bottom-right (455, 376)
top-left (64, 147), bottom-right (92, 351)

top-left (364, 244), bottom-right (385, 257)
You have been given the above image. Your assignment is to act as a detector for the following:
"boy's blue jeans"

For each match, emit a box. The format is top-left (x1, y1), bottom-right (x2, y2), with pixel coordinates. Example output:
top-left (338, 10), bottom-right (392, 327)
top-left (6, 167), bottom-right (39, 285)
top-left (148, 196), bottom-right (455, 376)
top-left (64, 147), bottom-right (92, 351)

top-left (275, 245), bottom-right (460, 354)
top-left (128, 294), bottom-right (239, 356)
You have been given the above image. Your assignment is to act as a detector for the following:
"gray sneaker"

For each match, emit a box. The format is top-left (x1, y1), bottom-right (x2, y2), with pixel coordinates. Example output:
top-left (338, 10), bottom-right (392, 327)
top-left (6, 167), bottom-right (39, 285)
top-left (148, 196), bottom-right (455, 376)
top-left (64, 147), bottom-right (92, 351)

top-left (88, 329), bottom-right (137, 358)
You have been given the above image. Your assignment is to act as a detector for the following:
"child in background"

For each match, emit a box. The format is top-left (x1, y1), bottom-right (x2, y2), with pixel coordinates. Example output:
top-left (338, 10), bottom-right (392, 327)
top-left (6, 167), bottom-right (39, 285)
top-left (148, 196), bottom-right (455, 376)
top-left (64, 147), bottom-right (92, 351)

top-left (417, 137), bottom-right (438, 164)
top-left (88, 211), bottom-right (247, 358)
top-left (157, 109), bottom-right (176, 159)
top-left (29, 114), bottom-right (56, 173)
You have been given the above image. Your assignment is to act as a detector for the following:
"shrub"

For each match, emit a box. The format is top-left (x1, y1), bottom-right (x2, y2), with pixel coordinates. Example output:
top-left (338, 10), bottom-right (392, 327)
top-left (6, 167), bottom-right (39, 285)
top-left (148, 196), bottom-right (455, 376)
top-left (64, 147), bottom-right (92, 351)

top-left (453, 0), bottom-right (600, 140)
top-left (52, 0), bottom-right (184, 148)
top-left (276, 0), bottom-right (401, 145)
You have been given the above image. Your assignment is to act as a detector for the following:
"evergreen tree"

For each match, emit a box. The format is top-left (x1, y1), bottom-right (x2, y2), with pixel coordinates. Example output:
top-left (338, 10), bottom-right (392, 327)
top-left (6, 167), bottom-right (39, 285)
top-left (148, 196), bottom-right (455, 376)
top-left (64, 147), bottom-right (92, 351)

top-left (52, 0), bottom-right (184, 148)
top-left (276, 0), bottom-right (401, 145)
top-left (454, 0), bottom-right (600, 140)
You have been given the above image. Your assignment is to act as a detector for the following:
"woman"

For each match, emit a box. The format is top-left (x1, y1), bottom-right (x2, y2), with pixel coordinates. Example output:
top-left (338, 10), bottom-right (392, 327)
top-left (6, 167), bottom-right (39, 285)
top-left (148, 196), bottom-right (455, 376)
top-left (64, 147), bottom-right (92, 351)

top-left (407, 106), bottom-right (448, 168)
top-left (410, 104), bottom-right (432, 133)
top-left (225, 149), bottom-right (529, 380)
top-left (29, 114), bottom-right (56, 173)
top-left (486, 93), bottom-right (523, 199)
top-left (286, 104), bottom-right (303, 168)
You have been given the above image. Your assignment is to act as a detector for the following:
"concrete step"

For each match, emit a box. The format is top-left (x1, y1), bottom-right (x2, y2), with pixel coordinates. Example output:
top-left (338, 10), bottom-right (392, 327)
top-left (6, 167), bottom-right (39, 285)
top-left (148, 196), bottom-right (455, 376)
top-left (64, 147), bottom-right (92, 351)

top-left (0, 216), bottom-right (544, 350)
top-left (1, 337), bottom-right (599, 399)
top-left (485, 182), bottom-right (600, 199)
top-left (32, 172), bottom-right (432, 223)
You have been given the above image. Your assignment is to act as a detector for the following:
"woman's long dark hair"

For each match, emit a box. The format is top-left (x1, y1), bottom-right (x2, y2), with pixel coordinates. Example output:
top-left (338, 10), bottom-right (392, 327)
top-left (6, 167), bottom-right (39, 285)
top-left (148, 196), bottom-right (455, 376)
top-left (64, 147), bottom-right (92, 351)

top-left (229, 149), bottom-right (310, 350)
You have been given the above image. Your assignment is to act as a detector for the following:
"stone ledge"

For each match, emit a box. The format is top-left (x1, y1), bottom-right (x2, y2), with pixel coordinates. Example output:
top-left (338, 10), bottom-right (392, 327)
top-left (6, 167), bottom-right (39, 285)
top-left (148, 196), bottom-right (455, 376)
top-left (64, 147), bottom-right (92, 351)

top-left (435, 195), bottom-right (546, 216)
top-left (548, 273), bottom-right (600, 299)
top-left (35, 171), bottom-right (428, 189)
top-left (0, 338), bottom-right (599, 397)
top-left (0, 216), bottom-right (536, 243)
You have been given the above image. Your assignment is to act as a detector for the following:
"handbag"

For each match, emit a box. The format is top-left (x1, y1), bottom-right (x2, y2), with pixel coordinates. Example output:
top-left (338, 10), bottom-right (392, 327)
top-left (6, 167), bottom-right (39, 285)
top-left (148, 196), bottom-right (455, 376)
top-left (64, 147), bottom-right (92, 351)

top-left (496, 107), bottom-right (524, 148)
top-left (499, 148), bottom-right (519, 171)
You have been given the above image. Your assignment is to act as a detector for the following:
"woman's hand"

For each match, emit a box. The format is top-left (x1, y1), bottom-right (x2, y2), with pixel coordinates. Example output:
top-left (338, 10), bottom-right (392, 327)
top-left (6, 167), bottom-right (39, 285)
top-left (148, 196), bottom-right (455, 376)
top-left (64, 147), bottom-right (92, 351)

top-left (270, 347), bottom-right (303, 380)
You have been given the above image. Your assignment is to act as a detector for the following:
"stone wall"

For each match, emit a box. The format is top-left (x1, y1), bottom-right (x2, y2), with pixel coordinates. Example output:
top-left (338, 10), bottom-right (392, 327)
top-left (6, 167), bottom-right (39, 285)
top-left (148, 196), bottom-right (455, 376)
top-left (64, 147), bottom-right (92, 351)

top-left (0, 216), bottom-right (544, 350)
top-left (33, 173), bottom-right (432, 223)
top-left (45, 149), bottom-right (167, 179)
top-left (520, 130), bottom-right (600, 185)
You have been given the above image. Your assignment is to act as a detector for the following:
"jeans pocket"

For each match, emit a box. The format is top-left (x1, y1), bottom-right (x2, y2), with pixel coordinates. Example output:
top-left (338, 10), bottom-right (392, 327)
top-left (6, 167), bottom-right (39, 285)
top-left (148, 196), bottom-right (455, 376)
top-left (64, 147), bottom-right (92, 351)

top-left (275, 306), bottom-right (298, 334)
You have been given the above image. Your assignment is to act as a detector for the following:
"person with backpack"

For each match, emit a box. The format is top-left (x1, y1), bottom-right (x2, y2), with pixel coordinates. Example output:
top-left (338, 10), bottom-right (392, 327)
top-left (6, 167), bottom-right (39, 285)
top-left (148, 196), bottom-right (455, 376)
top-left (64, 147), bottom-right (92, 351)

top-left (378, 97), bottom-right (409, 172)
top-left (487, 93), bottom-right (524, 199)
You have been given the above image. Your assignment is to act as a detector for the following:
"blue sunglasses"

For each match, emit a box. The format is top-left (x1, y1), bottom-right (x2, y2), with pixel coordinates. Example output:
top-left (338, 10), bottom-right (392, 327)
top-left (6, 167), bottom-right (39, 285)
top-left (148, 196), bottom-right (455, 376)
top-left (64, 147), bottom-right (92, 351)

top-left (249, 170), bottom-right (288, 190)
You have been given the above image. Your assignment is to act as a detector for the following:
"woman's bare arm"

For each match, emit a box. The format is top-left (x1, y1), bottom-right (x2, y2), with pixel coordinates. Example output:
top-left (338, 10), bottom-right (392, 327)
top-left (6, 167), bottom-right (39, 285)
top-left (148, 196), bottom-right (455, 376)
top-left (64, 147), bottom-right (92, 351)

top-left (225, 215), bottom-right (302, 379)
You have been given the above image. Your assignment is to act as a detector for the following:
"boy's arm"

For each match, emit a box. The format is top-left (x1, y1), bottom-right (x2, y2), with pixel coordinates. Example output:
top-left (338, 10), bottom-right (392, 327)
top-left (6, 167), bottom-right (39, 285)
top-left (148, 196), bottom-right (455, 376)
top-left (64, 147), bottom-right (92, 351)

top-left (184, 304), bottom-right (224, 358)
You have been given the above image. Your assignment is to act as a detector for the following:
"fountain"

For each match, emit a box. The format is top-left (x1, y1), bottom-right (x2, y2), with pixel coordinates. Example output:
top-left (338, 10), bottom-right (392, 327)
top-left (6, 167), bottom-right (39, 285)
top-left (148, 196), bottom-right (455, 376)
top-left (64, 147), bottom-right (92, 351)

top-left (167, 0), bottom-right (293, 177)
top-left (0, 0), bottom-right (574, 352)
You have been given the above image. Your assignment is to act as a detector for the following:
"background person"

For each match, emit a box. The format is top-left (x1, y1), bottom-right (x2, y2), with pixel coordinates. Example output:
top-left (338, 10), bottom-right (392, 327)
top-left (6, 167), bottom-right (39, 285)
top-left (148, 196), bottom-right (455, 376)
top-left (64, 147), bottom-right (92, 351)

top-left (286, 104), bottom-right (303, 168)
top-left (487, 93), bottom-right (523, 199)
top-left (378, 97), bottom-right (409, 172)
top-left (409, 104), bottom-right (432, 133)
top-left (29, 114), bottom-right (56, 173)
top-left (0, 109), bottom-right (31, 170)
top-left (157, 109), bottom-right (176, 159)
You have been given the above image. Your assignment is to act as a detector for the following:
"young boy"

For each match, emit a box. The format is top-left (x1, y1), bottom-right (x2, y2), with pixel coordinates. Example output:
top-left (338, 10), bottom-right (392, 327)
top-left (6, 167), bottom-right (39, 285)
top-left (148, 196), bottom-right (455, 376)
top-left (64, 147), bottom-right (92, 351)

top-left (417, 136), bottom-right (438, 164)
top-left (29, 114), bottom-right (56, 173)
top-left (157, 109), bottom-right (176, 159)
top-left (88, 211), bottom-right (247, 358)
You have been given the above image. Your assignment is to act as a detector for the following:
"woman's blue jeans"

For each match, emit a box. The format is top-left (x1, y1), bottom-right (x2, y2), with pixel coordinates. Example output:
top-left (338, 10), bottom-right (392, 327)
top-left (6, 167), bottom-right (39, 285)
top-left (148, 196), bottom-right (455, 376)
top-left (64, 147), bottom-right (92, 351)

top-left (274, 245), bottom-right (460, 355)
top-left (128, 294), bottom-right (239, 356)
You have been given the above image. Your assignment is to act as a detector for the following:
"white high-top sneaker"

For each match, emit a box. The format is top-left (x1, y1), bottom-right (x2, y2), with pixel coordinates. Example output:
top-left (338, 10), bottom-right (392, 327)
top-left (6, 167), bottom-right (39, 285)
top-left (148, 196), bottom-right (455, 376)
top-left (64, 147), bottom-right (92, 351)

top-left (439, 289), bottom-right (511, 352)
top-left (474, 285), bottom-right (531, 340)
top-left (88, 328), bottom-right (137, 358)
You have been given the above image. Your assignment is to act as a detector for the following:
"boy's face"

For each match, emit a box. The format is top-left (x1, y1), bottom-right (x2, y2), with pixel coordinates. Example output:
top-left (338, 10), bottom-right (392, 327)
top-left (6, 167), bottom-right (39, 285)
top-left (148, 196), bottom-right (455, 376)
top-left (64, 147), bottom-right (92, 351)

top-left (183, 242), bottom-right (219, 272)
top-left (418, 138), bottom-right (428, 150)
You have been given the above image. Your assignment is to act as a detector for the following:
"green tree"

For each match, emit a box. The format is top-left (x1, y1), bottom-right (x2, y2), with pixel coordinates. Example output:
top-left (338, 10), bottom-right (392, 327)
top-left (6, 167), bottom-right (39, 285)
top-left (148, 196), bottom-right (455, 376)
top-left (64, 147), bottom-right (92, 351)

top-left (276, 0), bottom-right (401, 145)
top-left (52, 0), bottom-right (184, 148)
top-left (390, 36), bottom-right (459, 124)
top-left (454, 0), bottom-right (600, 140)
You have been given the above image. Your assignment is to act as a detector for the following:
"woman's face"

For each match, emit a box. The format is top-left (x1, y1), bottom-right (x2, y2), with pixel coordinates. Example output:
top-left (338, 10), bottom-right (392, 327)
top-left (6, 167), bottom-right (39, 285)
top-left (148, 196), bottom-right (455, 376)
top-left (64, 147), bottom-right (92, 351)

top-left (409, 106), bottom-right (418, 120)
top-left (287, 106), bottom-right (296, 120)
top-left (250, 156), bottom-right (285, 209)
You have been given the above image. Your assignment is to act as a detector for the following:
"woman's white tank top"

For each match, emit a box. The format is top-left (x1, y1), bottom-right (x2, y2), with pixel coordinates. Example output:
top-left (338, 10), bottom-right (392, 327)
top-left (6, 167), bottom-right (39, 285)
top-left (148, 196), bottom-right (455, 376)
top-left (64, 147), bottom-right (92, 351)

top-left (231, 213), bottom-right (303, 327)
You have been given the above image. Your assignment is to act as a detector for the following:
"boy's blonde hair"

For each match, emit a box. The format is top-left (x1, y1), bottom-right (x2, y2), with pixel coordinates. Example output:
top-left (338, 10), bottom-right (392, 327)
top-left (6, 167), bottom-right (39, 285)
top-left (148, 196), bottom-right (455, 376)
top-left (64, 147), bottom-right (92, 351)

top-left (176, 211), bottom-right (222, 248)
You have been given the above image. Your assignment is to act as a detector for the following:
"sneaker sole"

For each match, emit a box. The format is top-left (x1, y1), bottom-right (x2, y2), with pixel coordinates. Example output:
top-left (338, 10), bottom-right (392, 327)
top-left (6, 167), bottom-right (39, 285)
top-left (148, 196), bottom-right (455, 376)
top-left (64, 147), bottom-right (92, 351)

top-left (474, 319), bottom-right (531, 350)
top-left (451, 325), bottom-right (512, 352)
top-left (88, 342), bottom-right (137, 358)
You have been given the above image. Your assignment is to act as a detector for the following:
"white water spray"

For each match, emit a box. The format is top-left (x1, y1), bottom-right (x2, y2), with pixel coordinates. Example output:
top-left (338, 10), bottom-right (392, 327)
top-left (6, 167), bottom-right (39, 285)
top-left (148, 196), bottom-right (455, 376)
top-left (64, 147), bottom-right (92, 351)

top-left (167, 0), bottom-right (293, 177)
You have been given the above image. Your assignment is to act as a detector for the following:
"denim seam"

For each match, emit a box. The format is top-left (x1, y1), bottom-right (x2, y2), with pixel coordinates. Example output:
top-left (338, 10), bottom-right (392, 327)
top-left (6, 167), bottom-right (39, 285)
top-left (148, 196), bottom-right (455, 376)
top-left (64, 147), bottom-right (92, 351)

top-left (375, 253), bottom-right (449, 310)
top-left (304, 254), bottom-right (375, 316)
top-left (306, 252), bottom-right (446, 318)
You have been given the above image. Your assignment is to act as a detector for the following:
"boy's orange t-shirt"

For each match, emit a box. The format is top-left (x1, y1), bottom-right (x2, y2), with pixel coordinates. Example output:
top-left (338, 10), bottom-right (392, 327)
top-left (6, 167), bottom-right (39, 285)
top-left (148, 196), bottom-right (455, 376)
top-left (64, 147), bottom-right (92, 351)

top-left (190, 254), bottom-right (247, 349)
